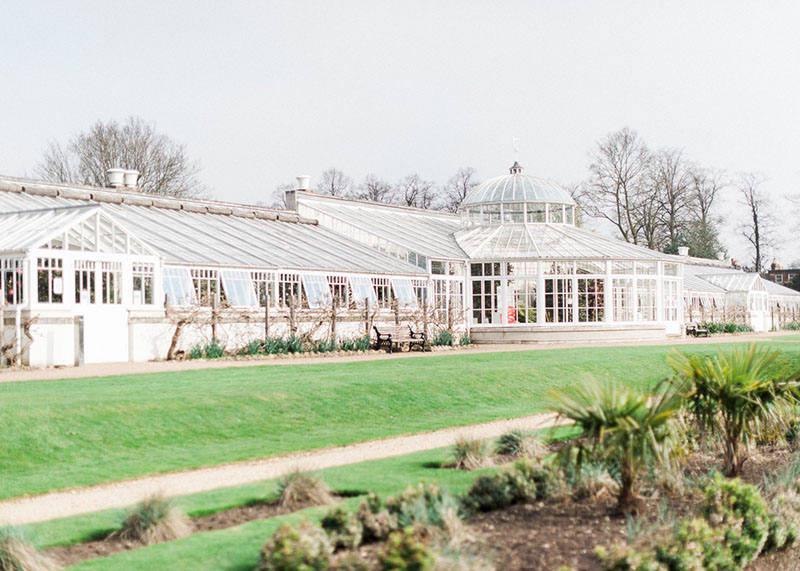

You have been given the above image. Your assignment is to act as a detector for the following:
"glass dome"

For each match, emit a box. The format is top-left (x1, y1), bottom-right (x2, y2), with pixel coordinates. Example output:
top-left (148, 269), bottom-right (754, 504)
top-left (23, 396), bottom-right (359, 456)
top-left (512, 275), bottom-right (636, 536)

top-left (460, 162), bottom-right (576, 227)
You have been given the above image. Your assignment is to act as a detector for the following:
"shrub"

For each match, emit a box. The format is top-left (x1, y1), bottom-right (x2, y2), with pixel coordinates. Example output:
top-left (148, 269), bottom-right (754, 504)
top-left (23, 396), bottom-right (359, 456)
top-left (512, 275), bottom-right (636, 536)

top-left (356, 498), bottom-right (398, 543)
top-left (0, 526), bottom-right (56, 571)
top-left (286, 334), bottom-right (303, 354)
top-left (515, 458), bottom-right (568, 501)
top-left (245, 339), bottom-right (262, 355)
top-left (321, 506), bottom-right (363, 550)
top-left (265, 337), bottom-right (288, 354)
top-left (378, 527), bottom-right (435, 571)
top-left (189, 344), bottom-right (203, 359)
top-left (461, 469), bottom-right (535, 514)
top-left (723, 322), bottom-right (738, 334)
top-left (784, 321), bottom-right (800, 331)
top-left (257, 520), bottom-right (333, 571)
top-left (702, 474), bottom-right (769, 566)
top-left (202, 338), bottom-right (225, 359)
top-left (548, 380), bottom-right (684, 513)
top-left (338, 338), bottom-right (356, 351)
top-left (116, 495), bottom-right (192, 545)
top-left (669, 343), bottom-right (800, 476)
top-left (572, 463), bottom-right (620, 502)
top-left (385, 482), bottom-right (460, 530)
top-left (432, 330), bottom-right (454, 347)
top-left (459, 335), bottom-right (471, 346)
top-left (494, 429), bottom-right (546, 459)
top-left (276, 470), bottom-right (335, 510)
top-left (354, 335), bottom-right (371, 351)
top-left (310, 338), bottom-right (337, 354)
top-left (451, 438), bottom-right (491, 470)
top-left (737, 324), bottom-right (754, 333)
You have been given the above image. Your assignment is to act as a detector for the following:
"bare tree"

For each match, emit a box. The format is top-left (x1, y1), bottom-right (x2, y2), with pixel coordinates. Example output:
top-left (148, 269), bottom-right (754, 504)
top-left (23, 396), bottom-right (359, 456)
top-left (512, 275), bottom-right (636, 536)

top-left (651, 149), bottom-right (693, 251)
top-left (355, 174), bottom-right (394, 203)
top-left (316, 168), bottom-right (353, 196)
top-left (584, 127), bottom-right (651, 244)
top-left (690, 166), bottom-right (726, 227)
top-left (736, 172), bottom-right (776, 273)
top-left (396, 174), bottom-right (437, 209)
top-left (441, 167), bottom-right (479, 213)
top-left (35, 116), bottom-right (207, 198)
top-left (270, 182), bottom-right (295, 209)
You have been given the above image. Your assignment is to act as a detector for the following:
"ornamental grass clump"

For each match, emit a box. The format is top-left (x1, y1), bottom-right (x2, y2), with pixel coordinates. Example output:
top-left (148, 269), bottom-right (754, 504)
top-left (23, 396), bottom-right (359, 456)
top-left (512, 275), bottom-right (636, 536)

top-left (494, 429), bottom-right (546, 459)
top-left (0, 526), bottom-right (56, 571)
top-left (116, 495), bottom-right (192, 545)
top-left (548, 380), bottom-right (684, 514)
top-left (451, 438), bottom-right (491, 470)
top-left (276, 470), bottom-right (334, 510)
top-left (669, 343), bottom-right (800, 476)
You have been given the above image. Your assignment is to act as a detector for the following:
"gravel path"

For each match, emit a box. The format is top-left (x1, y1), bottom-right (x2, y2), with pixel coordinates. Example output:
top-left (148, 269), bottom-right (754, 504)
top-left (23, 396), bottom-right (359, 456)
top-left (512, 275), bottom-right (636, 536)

top-left (0, 412), bottom-right (564, 526)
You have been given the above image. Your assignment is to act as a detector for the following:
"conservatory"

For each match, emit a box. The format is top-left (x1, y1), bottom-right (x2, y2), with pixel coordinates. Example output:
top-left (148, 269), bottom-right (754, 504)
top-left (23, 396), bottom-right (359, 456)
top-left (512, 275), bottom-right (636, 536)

top-left (297, 162), bottom-right (685, 343)
top-left (0, 175), bottom-right (430, 367)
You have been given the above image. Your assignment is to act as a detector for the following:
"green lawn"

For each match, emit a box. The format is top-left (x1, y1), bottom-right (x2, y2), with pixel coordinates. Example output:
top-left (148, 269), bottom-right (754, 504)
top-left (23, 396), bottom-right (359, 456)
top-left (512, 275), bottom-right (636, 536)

top-left (2, 337), bottom-right (799, 500)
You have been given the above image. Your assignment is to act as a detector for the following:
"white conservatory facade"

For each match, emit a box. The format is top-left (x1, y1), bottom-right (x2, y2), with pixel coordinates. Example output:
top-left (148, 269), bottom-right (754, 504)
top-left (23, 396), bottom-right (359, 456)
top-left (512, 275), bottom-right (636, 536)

top-left (1, 161), bottom-right (798, 367)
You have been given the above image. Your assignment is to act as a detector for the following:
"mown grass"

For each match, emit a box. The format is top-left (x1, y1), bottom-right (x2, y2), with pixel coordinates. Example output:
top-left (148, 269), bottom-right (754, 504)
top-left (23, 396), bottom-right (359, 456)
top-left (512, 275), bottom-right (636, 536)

top-left (2, 339), bottom-right (799, 500)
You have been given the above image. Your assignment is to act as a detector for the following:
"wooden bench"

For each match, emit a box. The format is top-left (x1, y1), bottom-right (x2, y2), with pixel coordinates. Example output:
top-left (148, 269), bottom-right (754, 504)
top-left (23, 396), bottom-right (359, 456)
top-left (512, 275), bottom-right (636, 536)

top-left (686, 322), bottom-right (709, 337)
top-left (373, 325), bottom-right (428, 353)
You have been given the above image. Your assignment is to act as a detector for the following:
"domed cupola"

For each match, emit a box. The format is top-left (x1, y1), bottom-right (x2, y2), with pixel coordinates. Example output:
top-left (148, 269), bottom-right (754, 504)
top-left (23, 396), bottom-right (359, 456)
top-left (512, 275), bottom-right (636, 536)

top-left (459, 162), bottom-right (576, 227)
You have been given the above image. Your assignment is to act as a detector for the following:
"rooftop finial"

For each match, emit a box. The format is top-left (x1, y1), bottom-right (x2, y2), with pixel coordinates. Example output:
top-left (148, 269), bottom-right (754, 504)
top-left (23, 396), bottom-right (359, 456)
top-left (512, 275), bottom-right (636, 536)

top-left (509, 161), bottom-right (524, 175)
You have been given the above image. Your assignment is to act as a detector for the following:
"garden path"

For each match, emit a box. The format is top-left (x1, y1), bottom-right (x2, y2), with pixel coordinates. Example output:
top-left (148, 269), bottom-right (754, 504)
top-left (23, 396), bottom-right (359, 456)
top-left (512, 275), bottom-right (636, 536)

top-left (0, 412), bottom-right (565, 525)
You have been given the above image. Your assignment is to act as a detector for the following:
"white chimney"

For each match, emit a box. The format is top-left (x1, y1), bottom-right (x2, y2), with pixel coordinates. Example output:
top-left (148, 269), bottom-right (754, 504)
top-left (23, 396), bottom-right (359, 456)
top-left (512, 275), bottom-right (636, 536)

top-left (106, 168), bottom-right (125, 188)
top-left (123, 170), bottom-right (139, 190)
top-left (677, 246), bottom-right (690, 257)
top-left (296, 175), bottom-right (311, 191)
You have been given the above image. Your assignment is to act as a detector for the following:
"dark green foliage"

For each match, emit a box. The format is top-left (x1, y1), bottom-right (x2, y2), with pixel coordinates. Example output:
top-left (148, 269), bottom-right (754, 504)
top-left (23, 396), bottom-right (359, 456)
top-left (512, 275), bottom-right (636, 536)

top-left (431, 331), bottom-right (454, 347)
top-left (189, 344), bottom-right (203, 359)
top-left (724, 323), bottom-right (738, 334)
top-left (495, 430), bottom-right (527, 456)
top-left (459, 335), bottom-right (471, 346)
top-left (321, 506), bottom-right (363, 550)
top-left (701, 474), bottom-right (769, 565)
top-left (286, 334), bottom-right (303, 354)
top-left (737, 324), bottom-right (754, 333)
top-left (655, 518), bottom-right (734, 570)
top-left (700, 322), bottom-right (755, 334)
top-left (245, 340), bottom-right (262, 355)
top-left (515, 458), bottom-right (565, 500)
top-left (203, 338), bottom-right (225, 359)
top-left (311, 338), bottom-right (338, 354)
top-left (257, 521), bottom-right (333, 571)
top-left (460, 470), bottom-right (535, 514)
top-left (378, 528), bottom-right (434, 571)
top-left (264, 337), bottom-right (288, 354)
top-left (785, 322), bottom-right (800, 331)
top-left (354, 335), bottom-right (371, 351)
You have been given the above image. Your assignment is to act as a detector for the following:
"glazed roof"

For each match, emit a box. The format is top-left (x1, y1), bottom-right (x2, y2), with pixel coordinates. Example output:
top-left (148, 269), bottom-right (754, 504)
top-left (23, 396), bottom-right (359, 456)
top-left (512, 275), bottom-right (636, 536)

top-left (460, 162), bottom-right (576, 209)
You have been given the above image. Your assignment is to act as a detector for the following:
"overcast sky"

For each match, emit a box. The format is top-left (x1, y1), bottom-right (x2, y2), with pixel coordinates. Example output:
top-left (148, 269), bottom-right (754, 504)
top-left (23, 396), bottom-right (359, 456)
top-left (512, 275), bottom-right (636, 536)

top-left (1, 1), bottom-right (798, 265)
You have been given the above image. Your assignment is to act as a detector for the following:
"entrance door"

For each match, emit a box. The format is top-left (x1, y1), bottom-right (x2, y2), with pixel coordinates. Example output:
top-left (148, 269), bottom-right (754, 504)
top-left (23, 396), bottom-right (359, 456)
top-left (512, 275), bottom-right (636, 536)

top-left (471, 278), bottom-right (502, 324)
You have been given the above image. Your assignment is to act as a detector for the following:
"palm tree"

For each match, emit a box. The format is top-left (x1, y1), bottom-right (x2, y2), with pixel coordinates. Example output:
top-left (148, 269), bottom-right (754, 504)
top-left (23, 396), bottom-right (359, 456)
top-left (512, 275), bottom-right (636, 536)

top-left (669, 343), bottom-right (800, 477)
top-left (548, 380), bottom-right (684, 514)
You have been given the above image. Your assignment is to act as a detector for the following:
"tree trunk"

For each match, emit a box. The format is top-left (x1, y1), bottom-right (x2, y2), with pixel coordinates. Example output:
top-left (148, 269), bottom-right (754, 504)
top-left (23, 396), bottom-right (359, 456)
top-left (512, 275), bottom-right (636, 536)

top-left (616, 469), bottom-right (639, 515)
top-left (167, 319), bottom-right (186, 360)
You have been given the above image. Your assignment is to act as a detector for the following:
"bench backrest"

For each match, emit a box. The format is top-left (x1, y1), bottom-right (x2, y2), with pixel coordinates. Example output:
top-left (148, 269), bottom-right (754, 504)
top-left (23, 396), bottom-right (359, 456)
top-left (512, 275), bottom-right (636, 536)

top-left (374, 325), bottom-right (413, 337)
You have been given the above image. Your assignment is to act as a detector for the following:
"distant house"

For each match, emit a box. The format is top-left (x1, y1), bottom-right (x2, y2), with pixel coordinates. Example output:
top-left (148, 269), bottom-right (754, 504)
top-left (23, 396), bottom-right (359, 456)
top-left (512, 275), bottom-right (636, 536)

top-left (764, 259), bottom-right (800, 287)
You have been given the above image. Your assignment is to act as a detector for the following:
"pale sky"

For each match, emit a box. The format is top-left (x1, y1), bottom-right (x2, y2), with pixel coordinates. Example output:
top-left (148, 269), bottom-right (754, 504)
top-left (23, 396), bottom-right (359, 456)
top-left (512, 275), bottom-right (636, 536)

top-left (1, 1), bottom-right (798, 265)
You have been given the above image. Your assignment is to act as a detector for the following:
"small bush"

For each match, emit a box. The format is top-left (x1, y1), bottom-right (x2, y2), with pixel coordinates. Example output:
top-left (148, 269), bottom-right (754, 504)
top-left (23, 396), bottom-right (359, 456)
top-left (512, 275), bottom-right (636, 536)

top-left (378, 527), bottom-right (435, 571)
top-left (116, 495), bottom-right (192, 545)
top-left (0, 526), bottom-right (56, 571)
top-left (572, 464), bottom-right (620, 502)
top-left (386, 482), bottom-right (461, 530)
top-left (515, 458), bottom-right (568, 501)
top-left (276, 470), bottom-right (335, 510)
top-left (286, 334), bottom-right (303, 354)
top-left (356, 499), bottom-right (398, 543)
top-left (257, 520), bottom-right (333, 571)
top-left (354, 335), bottom-right (371, 351)
top-left (203, 338), bottom-right (225, 359)
top-left (338, 338), bottom-right (356, 351)
top-left (737, 324), bottom-right (754, 333)
top-left (432, 330), bottom-right (454, 347)
top-left (723, 322), bottom-right (738, 334)
top-left (265, 337), bottom-right (288, 354)
top-left (451, 438), bottom-right (491, 470)
top-left (784, 321), bottom-right (800, 331)
top-left (311, 338), bottom-right (337, 354)
top-left (189, 344), bottom-right (203, 359)
top-left (701, 474), bottom-right (769, 566)
top-left (245, 339), bottom-right (262, 355)
top-left (321, 506), bottom-right (363, 550)
top-left (494, 429), bottom-right (546, 459)
top-left (458, 335), bottom-right (471, 346)
top-left (461, 469), bottom-right (535, 514)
